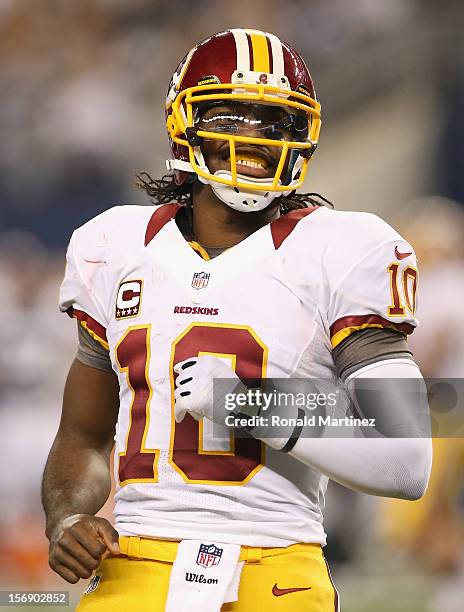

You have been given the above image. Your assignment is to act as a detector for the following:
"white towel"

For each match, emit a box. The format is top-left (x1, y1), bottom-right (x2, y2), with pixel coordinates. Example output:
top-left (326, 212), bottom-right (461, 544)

top-left (165, 540), bottom-right (243, 612)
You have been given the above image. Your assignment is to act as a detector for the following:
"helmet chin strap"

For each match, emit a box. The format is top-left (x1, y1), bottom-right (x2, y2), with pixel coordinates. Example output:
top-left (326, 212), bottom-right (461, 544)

top-left (167, 145), bottom-right (303, 213)
top-left (191, 146), bottom-right (281, 212)
top-left (199, 171), bottom-right (286, 213)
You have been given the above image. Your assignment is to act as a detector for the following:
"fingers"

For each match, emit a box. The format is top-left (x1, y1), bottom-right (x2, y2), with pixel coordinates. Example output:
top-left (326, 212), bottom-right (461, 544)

top-left (67, 516), bottom-right (119, 557)
top-left (51, 547), bottom-right (93, 580)
top-left (93, 519), bottom-right (120, 556)
top-left (49, 515), bottom-right (120, 584)
top-left (174, 359), bottom-right (197, 374)
top-left (68, 523), bottom-right (108, 559)
top-left (175, 388), bottom-right (191, 399)
top-left (50, 561), bottom-right (79, 584)
top-left (174, 386), bottom-right (191, 401)
top-left (59, 534), bottom-right (101, 569)
top-left (174, 360), bottom-right (196, 405)
top-left (174, 358), bottom-right (197, 392)
top-left (174, 391), bottom-right (189, 423)
top-left (175, 409), bottom-right (186, 424)
top-left (174, 356), bottom-right (225, 423)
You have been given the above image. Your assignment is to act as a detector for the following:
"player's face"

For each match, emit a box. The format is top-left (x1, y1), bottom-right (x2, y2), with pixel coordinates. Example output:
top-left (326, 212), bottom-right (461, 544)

top-left (196, 102), bottom-right (307, 180)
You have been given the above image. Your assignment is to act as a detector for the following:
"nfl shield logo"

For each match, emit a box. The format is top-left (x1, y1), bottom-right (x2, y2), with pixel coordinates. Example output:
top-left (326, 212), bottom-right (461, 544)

top-left (196, 543), bottom-right (223, 568)
top-left (191, 271), bottom-right (210, 290)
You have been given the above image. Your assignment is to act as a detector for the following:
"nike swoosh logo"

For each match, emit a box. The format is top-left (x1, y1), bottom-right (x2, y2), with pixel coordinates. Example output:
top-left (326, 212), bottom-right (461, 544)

top-left (272, 583), bottom-right (312, 597)
top-left (395, 246), bottom-right (412, 260)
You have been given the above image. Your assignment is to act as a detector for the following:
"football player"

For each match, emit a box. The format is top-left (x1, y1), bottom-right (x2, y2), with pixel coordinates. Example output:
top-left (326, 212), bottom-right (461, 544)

top-left (42, 29), bottom-right (432, 611)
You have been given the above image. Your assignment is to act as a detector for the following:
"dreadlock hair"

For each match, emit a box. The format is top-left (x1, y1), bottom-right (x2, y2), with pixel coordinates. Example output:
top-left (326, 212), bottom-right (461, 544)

top-left (135, 172), bottom-right (333, 212)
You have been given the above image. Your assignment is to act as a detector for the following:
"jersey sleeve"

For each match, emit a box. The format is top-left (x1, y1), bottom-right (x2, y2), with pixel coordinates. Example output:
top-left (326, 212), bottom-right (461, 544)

top-left (59, 226), bottom-right (110, 351)
top-left (325, 213), bottom-right (419, 350)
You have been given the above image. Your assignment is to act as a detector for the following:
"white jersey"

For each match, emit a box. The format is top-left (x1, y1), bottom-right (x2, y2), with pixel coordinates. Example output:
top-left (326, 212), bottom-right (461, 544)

top-left (59, 203), bottom-right (418, 547)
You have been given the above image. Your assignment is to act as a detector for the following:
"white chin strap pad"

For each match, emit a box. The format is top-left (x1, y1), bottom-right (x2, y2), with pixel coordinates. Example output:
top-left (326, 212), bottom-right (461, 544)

top-left (200, 170), bottom-right (292, 213)
top-left (167, 155), bottom-right (297, 213)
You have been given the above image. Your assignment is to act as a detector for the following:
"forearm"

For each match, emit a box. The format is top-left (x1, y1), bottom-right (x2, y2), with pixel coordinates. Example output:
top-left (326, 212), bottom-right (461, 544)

top-left (42, 433), bottom-right (112, 539)
top-left (255, 359), bottom-right (432, 499)
top-left (289, 435), bottom-right (432, 499)
top-left (43, 354), bottom-right (120, 582)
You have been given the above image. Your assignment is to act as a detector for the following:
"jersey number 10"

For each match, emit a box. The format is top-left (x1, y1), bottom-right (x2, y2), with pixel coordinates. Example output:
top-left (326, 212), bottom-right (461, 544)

top-left (115, 323), bottom-right (267, 487)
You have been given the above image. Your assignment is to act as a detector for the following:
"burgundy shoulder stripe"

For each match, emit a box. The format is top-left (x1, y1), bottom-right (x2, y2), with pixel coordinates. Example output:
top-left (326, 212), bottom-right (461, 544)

top-left (330, 314), bottom-right (414, 338)
top-left (69, 307), bottom-right (108, 344)
top-left (270, 207), bottom-right (319, 249)
top-left (145, 203), bottom-right (183, 246)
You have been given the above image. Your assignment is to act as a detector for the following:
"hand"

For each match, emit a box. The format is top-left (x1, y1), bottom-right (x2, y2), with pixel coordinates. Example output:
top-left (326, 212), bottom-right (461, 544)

top-left (48, 514), bottom-right (120, 583)
top-left (174, 355), bottom-right (243, 424)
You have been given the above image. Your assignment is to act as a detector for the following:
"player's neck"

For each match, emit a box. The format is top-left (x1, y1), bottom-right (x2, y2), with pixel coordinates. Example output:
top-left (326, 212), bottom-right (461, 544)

top-left (191, 183), bottom-right (280, 248)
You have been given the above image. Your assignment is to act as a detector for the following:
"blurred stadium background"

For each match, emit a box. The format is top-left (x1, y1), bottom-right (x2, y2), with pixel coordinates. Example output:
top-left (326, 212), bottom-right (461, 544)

top-left (1, 1), bottom-right (464, 610)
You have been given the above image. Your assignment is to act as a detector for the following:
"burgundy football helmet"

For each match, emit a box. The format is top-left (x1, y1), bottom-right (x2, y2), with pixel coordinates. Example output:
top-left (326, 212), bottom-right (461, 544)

top-left (165, 29), bottom-right (321, 212)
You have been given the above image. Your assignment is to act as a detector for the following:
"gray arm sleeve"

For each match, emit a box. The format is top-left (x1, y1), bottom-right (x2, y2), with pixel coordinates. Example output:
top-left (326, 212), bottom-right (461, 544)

top-left (288, 359), bottom-right (432, 500)
top-left (332, 327), bottom-right (413, 381)
top-left (76, 322), bottom-right (113, 373)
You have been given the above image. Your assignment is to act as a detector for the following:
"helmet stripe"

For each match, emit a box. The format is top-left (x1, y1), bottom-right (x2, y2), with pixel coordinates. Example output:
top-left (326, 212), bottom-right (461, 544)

top-left (177, 48), bottom-right (196, 89)
top-left (247, 30), bottom-right (270, 72)
top-left (266, 32), bottom-right (285, 75)
top-left (265, 36), bottom-right (274, 73)
top-left (245, 31), bottom-right (254, 70)
top-left (230, 28), bottom-right (251, 71)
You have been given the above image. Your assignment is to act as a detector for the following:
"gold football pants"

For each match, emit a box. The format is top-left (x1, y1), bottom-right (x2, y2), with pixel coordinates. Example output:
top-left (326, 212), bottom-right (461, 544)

top-left (76, 536), bottom-right (339, 611)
